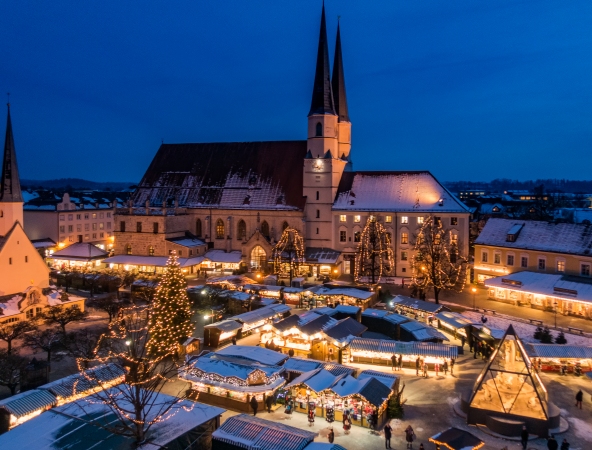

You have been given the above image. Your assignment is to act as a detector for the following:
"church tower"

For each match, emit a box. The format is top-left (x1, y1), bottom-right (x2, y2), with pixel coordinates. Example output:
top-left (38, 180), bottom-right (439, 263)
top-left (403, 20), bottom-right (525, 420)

top-left (0, 103), bottom-right (24, 236)
top-left (332, 21), bottom-right (351, 159)
top-left (304, 4), bottom-right (348, 249)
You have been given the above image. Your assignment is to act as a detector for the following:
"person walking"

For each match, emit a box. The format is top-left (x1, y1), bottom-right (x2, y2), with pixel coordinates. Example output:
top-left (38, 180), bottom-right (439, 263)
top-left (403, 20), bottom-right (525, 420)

top-left (575, 389), bottom-right (583, 409)
top-left (422, 361), bottom-right (428, 378)
top-left (398, 354), bottom-right (403, 371)
top-left (418, 445), bottom-right (424, 450)
top-left (547, 435), bottom-right (558, 450)
top-left (416, 357), bottom-right (420, 376)
top-left (250, 396), bottom-right (258, 416)
top-left (391, 354), bottom-right (397, 371)
top-left (404, 425), bottom-right (415, 449)
top-left (443, 360), bottom-right (448, 376)
top-left (435, 362), bottom-right (439, 377)
top-left (520, 425), bottom-right (528, 450)
top-left (384, 422), bottom-right (393, 449)
top-left (560, 438), bottom-right (570, 450)
top-left (328, 428), bottom-right (335, 444)
top-left (450, 358), bottom-right (455, 376)
top-left (461, 335), bottom-right (466, 348)
top-left (265, 395), bottom-right (273, 413)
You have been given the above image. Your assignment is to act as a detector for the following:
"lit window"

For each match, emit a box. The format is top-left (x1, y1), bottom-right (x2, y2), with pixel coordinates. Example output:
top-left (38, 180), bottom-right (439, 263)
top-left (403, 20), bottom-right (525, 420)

top-left (401, 251), bottom-right (408, 261)
top-left (401, 232), bottom-right (408, 244)
top-left (69, 236), bottom-right (74, 242)
top-left (556, 260), bottom-right (565, 272)
top-left (417, 217), bottom-right (424, 224)
top-left (92, 213), bottom-right (97, 219)
top-left (450, 217), bottom-right (458, 226)
top-left (85, 224), bottom-right (90, 231)
top-left (99, 223), bottom-right (104, 230)
top-left (76, 225), bottom-right (82, 232)
top-left (507, 255), bottom-right (514, 266)
top-left (494, 253), bottom-right (501, 264)
top-left (482, 252), bottom-right (488, 263)
top-left (354, 231), bottom-right (361, 242)
top-left (340, 215), bottom-right (346, 222)
top-left (354, 215), bottom-right (361, 223)
top-left (92, 223), bottom-right (97, 231)
top-left (581, 264), bottom-right (590, 276)
top-left (68, 225), bottom-right (73, 232)
top-left (126, 244), bottom-right (132, 255)
top-left (99, 212), bottom-right (104, 219)
top-left (216, 219), bottom-right (225, 239)
top-left (401, 216), bottom-right (408, 224)
top-left (340, 230), bottom-right (346, 242)
top-left (451, 233), bottom-right (458, 245)
top-left (521, 256), bottom-right (528, 268)
top-left (149, 246), bottom-right (154, 256)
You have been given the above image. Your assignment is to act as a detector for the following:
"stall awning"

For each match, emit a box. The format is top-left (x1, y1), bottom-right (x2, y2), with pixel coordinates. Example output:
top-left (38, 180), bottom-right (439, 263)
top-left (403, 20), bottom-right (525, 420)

top-left (349, 338), bottom-right (458, 359)
top-left (324, 318), bottom-right (367, 341)
top-left (48, 242), bottom-right (108, 261)
top-left (231, 304), bottom-right (290, 326)
top-left (525, 343), bottom-right (592, 360)
top-left (0, 389), bottom-right (56, 418)
top-left (392, 295), bottom-right (449, 314)
top-left (282, 358), bottom-right (355, 377)
top-left (357, 370), bottom-right (398, 390)
top-left (436, 311), bottom-right (473, 330)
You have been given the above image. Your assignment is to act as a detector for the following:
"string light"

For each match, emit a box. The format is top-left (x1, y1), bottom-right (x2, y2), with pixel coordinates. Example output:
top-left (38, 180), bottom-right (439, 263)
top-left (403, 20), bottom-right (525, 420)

top-left (354, 216), bottom-right (394, 284)
top-left (272, 227), bottom-right (305, 279)
top-left (410, 215), bottom-right (467, 300)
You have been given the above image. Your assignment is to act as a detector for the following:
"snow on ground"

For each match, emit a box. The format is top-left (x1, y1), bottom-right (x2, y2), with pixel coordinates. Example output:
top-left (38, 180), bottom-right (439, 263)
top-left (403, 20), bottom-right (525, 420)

top-left (461, 311), bottom-right (592, 346)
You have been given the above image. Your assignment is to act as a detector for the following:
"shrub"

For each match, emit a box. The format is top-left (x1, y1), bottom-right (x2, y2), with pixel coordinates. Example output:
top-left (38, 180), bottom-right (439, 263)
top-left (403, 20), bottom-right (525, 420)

top-left (555, 331), bottom-right (567, 345)
top-left (539, 327), bottom-right (554, 344)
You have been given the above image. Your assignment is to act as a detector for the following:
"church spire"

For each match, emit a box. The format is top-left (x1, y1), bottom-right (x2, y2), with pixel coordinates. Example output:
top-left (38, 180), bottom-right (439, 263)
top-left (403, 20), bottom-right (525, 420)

top-left (332, 21), bottom-right (349, 123)
top-left (1, 103), bottom-right (23, 203)
top-left (308, 2), bottom-right (336, 116)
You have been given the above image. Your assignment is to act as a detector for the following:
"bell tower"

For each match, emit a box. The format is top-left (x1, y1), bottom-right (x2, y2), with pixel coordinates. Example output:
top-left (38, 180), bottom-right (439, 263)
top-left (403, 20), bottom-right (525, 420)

top-left (303, 5), bottom-right (347, 249)
top-left (0, 103), bottom-right (24, 236)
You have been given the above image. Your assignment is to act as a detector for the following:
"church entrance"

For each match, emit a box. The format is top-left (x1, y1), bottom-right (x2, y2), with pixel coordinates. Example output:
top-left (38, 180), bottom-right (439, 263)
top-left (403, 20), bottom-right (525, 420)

top-left (250, 246), bottom-right (267, 271)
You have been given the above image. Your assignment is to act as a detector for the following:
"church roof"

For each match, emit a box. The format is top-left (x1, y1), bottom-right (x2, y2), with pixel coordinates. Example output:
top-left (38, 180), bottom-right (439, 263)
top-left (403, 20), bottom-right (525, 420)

top-left (132, 141), bottom-right (307, 210)
top-left (308, 4), bottom-right (336, 116)
top-left (1, 104), bottom-right (23, 203)
top-left (332, 23), bottom-right (349, 123)
top-left (333, 171), bottom-right (469, 213)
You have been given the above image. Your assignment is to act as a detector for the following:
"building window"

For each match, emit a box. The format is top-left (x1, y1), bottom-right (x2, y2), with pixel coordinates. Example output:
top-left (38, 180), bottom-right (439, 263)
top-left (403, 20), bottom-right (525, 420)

top-left (216, 219), bottom-right (225, 239)
top-left (450, 217), bottom-right (458, 226)
top-left (434, 217), bottom-right (441, 226)
top-left (68, 236), bottom-right (73, 242)
top-left (76, 214), bottom-right (81, 220)
top-left (26, 309), bottom-right (34, 319)
top-left (237, 220), bottom-right (247, 240)
top-left (340, 230), bottom-right (346, 242)
top-left (354, 231), bottom-right (361, 242)
top-left (401, 251), bottom-right (408, 261)
top-left (153, 222), bottom-right (159, 234)
top-left (92, 233), bottom-right (97, 239)
top-left (126, 244), bottom-right (132, 255)
top-left (99, 222), bottom-right (104, 230)
top-left (92, 213), bottom-right (97, 219)
top-left (100, 232), bottom-right (104, 238)
top-left (76, 225), bottom-right (82, 232)
top-left (316, 210), bottom-right (320, 219)
top-left (556, 260), bottom-right (565, 272)
top-left (107, 212), bottom-right (111, 218)
top-left (251, 246), bottom-right (266, 270)
top-left (581, 264), bottom-right (591, 276)
top-left (178, 250), bottom-right (183, 256)
top-left (451, 233), bottom-right (458, 246)
top-left (401, 232), bottom-right (408, 245)
top-left (148, 246), bottom-right (154, 256)
top-left (107, 222), bottom-right (111, 229)
top-left (340, 215), bottom-right (346, 222)
top-left (25, 256), bottom-right (28, 263)
top-left (538, 259), bottom-right (546, 270)
top-left (84, 234), bottom-right (89, 240)
top-left (385, 215), bottom-right (392, 223)
top-left (282, 221), bottom-right (289, 231)
top-left (315, 122), bottom-right (322, 137)
top-left (494, 253), bottom-right (501, 264)
top-left (316, 228), bottom-right (319, 235)
top-left (401, 216), bottom-right (408, 224)
top-left (507, 255), bottom-right (514, 266)
top-left (260, 221), bottom-right (270, 239)
top-left (68, 214), bottom-right (73, 221)
top-left (316, 191), bottom-right (319, 200)
top-left (120, 221), bottom-right (126, 232)
top-left (8, 257), bottom-right (12, 265)
top-left (68, 225), bottom-right (73, 232)
top-left (481, 252), bottom-right (488, 263)
top-left (99, 212), bottom-right (104, 219)
top-left (386, 232), bottom-right (392, 243)
top-left (136, 222), bottom-right (142, 233)
top-left (85, 224), bottom-right (90, 231)
top-left (84, 213), bottom-right (89, 219)
top-left (196, 219), bottom-right (202, 237)
top-left (521, 256), bottom-right (528, 268)
top-left (354, 215), bottom-right (361, 223)
top-left (59, 215), bottom-right (65, 221)
top-left (60, 225), bottom-right (65, 233)
top-left (417, 217), bottom-right (424, 224)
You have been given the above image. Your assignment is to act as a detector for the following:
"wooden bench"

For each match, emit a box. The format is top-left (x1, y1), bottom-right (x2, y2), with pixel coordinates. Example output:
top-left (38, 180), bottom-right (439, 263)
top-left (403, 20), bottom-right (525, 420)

top-left (568, 327), bottom-right (584, 335)
top-left (482, 309), bottom-right (496, 315)
top-left (528, 319), bottom-right (543, 326)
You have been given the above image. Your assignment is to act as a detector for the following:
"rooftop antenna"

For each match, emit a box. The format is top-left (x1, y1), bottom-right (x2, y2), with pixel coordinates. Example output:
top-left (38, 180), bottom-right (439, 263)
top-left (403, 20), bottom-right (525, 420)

top-left (6, 92), bottom-right (9, 106)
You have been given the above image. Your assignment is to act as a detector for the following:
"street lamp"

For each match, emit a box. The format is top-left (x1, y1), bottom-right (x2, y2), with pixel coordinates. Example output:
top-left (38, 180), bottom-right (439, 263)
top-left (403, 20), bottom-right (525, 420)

top-left (471, 287), bottom-right (477, 311)
top-left (553, 301), bottom-right (558, 329)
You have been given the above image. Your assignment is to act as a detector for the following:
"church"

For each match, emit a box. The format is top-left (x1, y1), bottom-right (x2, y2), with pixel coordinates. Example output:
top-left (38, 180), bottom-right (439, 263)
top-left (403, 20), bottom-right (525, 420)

top-left (113, 5), bottom-right (470, 280)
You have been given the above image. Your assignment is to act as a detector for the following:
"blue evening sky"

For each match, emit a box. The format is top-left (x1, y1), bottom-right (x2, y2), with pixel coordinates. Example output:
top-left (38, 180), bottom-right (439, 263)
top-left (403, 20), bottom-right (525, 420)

top-left (1, 1), bottom-right (591, 183)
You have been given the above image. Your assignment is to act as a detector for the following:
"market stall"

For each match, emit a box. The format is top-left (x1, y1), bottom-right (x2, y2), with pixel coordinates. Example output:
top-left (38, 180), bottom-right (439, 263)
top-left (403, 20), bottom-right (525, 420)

top-left (391, 295), bottom-right (450, 322)
top-left (436, 311), bottom-right (473, 339)
top-left (203, 319), bottom-right (243, 347)
top-left (400, 321), bottom-right (448, 343)
top-left (525, 343), bottom-right (592, 374)
top-left (304, 286), bottom-right (375, 310)
top-left (231, 304), bottom-right (291, 333)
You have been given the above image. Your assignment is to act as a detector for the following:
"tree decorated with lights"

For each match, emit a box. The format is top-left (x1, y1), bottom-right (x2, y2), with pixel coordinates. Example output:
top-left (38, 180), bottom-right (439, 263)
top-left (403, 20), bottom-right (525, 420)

top-left (147, 251), bottom-right (193, 356)
top-left (272, 227), bottom-right (305, 285)
top-left (354, 216), bottom-right (394, 284)
top-left (411, 215), bottom-right (467, 304)
top-left (77, 305), bottom-right (192, 444)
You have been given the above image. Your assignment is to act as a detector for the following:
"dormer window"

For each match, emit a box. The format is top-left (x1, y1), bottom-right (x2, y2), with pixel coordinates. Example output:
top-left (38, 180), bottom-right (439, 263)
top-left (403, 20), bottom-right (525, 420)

top-left (506, 223), bottom-right (524, 242)
top-left (315, 122), bottom-right (322, 137)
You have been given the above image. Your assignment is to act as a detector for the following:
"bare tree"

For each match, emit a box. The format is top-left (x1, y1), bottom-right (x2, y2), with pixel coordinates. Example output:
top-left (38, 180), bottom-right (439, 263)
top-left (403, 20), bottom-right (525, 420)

top-left (411, 215), bottom-right (467, 304)
top-left (355, 216), bottom-right (394, 284)
top-left (0, 320), bottom-right (37, 354)
top-left (40, 304), bottom-right (88, 333)
top-left (77, 306), bottom-right (190, 444)
top-left (90, 295), bottom-right (128, 323)
top-left (22, 327), bottom-right (63, 370)
top-left (62, 327), bottom-right (109, 368)
top-left (0, 349), bottom-right (29, 395)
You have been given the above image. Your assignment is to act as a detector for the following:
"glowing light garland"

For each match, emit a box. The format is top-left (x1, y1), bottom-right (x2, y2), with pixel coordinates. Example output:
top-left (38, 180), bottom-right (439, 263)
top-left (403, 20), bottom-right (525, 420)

top-left (411, 215), bottom-right (467, 301)
top-left (354, 216), bottom-right (394, 284)
top-left (272, 227), bottom-right (305, 280)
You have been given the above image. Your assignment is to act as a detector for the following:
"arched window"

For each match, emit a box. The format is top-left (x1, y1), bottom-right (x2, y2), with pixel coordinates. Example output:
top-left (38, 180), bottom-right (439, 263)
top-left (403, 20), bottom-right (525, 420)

top-left (148, 246), bottom-right (154, 256)
top-left (0, 210), bottom-right (3, 218)
top-left (260, 221), bottom-right (270, 239)
top-left (126, 244), bottom-right (132, 255)
top-left (282, 221), bottom-right (289, 231)
top-left (315, 122), bottom-right (322, 137)
top-left (216, 219), bottom-right (225, 239)
top-left (237, 220), bottom-right (247, 240)
top-left (195, 219), bottom-right (202, 237)
top-left (251, 246), bottom-right (266, 270)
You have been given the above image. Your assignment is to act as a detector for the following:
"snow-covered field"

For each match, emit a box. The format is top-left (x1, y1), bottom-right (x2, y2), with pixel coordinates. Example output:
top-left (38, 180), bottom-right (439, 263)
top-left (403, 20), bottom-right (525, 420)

top-left (461, 311), bottom-right (592, 346)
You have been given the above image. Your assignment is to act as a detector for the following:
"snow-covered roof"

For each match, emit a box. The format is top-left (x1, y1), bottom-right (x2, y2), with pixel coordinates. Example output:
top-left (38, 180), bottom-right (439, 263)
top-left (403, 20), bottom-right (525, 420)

top-left (31, 238), bottom-right (56, 248)
top-left (305, 444), bottom-right (347, 450)
top-left (231, 304), bottom-right (290, 325)
top-left (207, 274), bottom-right (257, 286)
top-left (357, 369), bottom-right (399, 390)
top-left (436, 311), bottom-right (474, 330)
top-left (329, 375), bottom-right (391, 407)
top-left (204, 249), bottom-right (243, 263)
top-left (362, 308), bottom-right (391, 318)
top-left (184, 352), bottom-right (283, 382)
top-left (349, 338), bottom-right (458, 359)
top-left (48, 242), bottom-right (108, 260)
top-left (333, 171), bottom-right (469, 213)
top-left (400, 321), bottom-right (448, 341)
top-left (475, 218), bottom-right (592, 256)
top-left (204, 319), bottom-right (243, 332)
top-left (104, 255), bottom-right (204, 267)
top-left (307, 286), bottom-right (374, 300)
top-left (286, 368), bottom-right (346, 392)
top-left (0, 389), bottom-right (56, 418)
top-left (324, 317), bottom-right (367, 342)
top-left (282, 358), bottom-right (355, 377)
top-left (166, 236), bottom-right (205, 248)
top-left (215, 345), bottom-right (289, 366)
top-left (392, 295), bottom-right (449, 313)
top-left (485, 271), bottom-right (592, 303)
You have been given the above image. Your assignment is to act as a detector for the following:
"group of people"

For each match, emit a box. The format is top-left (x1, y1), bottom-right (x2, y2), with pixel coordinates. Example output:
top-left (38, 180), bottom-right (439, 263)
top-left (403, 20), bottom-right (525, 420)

top-left (390, 353), bottom-right (403, 371)
top-left (520, 426), bottom-right (570, 450)
top-left (414, 356), bottom-right (455, 377)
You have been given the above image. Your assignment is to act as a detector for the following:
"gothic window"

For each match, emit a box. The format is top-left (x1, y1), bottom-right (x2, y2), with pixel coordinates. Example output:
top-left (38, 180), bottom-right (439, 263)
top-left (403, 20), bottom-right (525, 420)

top-left (316, 122), bottom-right (322, 137)
top-left (260, 221), bottom-right (270, 239)
top-left (148, 246), bottom-right (154, 256)
top-left (251, 245), bottom-right (266, 270)
top-left (282, 221), bottom-right (289, 231)
top-left (216, 219), bottom-right (225, 239)
top-left (126, 244), bottom-right (132, 255)
top-left (196, 219), bottom-right (202, 237)
top-left (237, 220), bottom-right (247, 240)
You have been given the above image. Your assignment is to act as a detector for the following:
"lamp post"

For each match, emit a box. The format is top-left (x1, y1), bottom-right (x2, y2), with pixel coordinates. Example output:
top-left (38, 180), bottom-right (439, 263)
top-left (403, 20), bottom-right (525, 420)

top-left (471, 287), bottom-right (477, 311)
top-left (554, 301), bottom-right (558, 329)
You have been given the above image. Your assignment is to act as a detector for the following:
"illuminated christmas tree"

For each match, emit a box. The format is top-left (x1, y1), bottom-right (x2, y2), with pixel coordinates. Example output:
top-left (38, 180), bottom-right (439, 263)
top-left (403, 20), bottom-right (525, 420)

top-left (354, 216), bottom-right (394, 284)
top-left (272, 227), bottom-right (305, 285)
top-left (411, 215), bottom-right (466, 304)
top-left (147, 252), bottom-right (193, 356)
